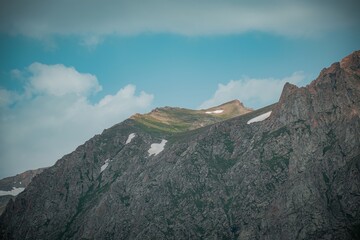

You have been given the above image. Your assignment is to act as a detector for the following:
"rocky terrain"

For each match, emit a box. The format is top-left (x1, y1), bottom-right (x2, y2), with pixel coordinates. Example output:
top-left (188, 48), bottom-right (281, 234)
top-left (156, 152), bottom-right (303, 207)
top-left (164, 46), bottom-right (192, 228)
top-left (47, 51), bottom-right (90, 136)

top-left (0, 168), bottom-right (45, 215)
top-left (1, 51), bottom-right (360, 239)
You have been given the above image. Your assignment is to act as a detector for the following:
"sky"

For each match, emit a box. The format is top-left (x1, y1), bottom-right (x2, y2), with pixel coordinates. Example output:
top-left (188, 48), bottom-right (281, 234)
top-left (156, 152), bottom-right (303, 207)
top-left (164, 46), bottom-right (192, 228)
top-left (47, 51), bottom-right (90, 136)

top-left (0, 0), bottom-right (359, 178)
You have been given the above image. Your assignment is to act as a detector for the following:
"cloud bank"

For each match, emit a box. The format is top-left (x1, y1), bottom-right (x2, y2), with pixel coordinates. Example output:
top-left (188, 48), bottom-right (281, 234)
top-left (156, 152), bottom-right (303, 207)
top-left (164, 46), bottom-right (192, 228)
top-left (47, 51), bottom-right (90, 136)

top-left (0, 0), bottom-right (358, 40)
top-left (0, 63), bottom-right (153, 178)
top-left (199, 72), bottom-right (305, 109)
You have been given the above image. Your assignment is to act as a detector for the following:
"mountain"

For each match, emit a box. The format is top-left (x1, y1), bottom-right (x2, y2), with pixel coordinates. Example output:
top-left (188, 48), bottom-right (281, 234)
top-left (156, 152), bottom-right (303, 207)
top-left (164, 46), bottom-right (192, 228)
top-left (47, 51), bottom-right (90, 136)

top-left (0, 100), bottom-right (249, 218)
top-left (1, 51), bottom-right (360, 239)
top-left (0, 168), bottom-right (45, 215)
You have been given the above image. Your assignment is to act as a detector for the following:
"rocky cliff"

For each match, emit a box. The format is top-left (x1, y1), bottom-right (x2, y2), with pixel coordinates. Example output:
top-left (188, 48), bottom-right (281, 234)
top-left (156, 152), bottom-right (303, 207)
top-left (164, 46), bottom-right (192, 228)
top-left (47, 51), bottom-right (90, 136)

top-left (0, 51), bottom-right (359, 239)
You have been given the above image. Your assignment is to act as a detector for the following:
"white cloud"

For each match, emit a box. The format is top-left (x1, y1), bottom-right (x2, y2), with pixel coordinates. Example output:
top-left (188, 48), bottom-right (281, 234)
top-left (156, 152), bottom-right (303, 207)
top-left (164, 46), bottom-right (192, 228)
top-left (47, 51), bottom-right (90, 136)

top-left (28, 62), bottom-right (102, 96)
top-left (0, 0), bottom-right (358, 39)
top-left (199, 72), bottom-right (305, 109)
top-left (0, 63), bottom-right (153, 178)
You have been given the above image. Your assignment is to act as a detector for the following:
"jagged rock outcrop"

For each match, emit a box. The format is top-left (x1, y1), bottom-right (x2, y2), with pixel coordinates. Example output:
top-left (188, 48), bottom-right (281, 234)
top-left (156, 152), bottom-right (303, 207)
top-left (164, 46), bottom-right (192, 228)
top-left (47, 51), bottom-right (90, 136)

top-left (0, 51), bottom-right (359, 239)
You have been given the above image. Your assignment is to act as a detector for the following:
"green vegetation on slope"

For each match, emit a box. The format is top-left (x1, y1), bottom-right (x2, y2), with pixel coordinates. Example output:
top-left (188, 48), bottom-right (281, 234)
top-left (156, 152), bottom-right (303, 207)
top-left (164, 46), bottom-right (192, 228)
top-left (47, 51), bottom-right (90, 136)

top-left (130, 100), bottom-right (252, 134)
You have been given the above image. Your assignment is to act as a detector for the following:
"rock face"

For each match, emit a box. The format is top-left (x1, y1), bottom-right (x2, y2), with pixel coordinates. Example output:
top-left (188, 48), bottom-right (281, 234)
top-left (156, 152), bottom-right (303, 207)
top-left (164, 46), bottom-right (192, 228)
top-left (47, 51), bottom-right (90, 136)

top-left (0, 168), bottom-right (45, 215)
top-left (1, 51), bottom-right (360, 239)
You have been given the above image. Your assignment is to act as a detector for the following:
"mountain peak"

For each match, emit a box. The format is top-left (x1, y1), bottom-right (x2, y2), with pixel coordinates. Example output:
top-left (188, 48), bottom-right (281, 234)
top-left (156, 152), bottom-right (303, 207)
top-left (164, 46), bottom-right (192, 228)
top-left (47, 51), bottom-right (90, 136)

top-left (315, 50), bottom-right (360, 80)
top-left (205, 99), bottom-right (250, 110)
top-left (214, 99), bottom-right (242, 107)
top-left (201, 99), bottom-right (252, 115)
top-left (272, 50), bottom-right (360, 126)
top-left (340, 50), bottom-right (360, 72)
top-left (130, 100), bottom-right (252, 133)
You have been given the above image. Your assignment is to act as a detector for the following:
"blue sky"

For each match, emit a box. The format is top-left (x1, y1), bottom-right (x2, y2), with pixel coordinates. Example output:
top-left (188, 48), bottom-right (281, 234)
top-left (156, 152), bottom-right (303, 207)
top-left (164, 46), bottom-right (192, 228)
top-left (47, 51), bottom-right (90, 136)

top-left (0, 0), bottom-right (359, 178)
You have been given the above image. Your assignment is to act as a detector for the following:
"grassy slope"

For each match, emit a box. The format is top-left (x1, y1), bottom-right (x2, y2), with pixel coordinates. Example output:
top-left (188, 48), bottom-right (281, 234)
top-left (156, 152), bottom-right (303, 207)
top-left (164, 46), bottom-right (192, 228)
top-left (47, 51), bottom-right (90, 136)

top-left (169, 103), bottom-right (276, 142)
top-left (130, 101), bottom-right (276, 139)
top-left (130, 100), bottom-right (253, 134)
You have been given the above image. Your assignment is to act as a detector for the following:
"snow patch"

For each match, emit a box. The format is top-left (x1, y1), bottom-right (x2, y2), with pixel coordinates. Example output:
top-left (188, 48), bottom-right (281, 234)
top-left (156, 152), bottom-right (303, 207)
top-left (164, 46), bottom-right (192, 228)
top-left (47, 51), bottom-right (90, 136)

top-left (205, 109), bottom-right (224, 114)
top-left (0, 187), bottom-right (25, 196)
top-left (148, 140), bottom-right (167, 156)
top-left (100, 159), bottom-right (110, 173)
top-left (247, 111), bottom-right (272, 124)
top-left (126, 133), bottom-right (136, 144)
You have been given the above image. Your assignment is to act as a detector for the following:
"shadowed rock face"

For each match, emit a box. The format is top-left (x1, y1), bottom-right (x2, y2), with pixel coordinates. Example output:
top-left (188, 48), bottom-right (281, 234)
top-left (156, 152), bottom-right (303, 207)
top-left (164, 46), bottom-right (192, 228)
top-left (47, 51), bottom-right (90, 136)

top-left (1, 51), bottom-right (360, 240)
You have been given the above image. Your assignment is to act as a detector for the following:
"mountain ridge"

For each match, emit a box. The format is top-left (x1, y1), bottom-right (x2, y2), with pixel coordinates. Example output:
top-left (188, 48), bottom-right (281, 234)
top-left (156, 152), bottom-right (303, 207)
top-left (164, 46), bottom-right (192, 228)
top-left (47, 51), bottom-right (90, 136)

top-left (129, 99), bottom-right (252, 134)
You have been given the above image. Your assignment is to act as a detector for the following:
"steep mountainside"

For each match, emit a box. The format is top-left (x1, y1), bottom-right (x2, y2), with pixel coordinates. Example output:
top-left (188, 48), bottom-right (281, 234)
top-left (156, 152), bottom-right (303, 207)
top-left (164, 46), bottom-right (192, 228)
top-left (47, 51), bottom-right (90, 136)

top-left (0, 168), bottom-right (45, 215)
top-left (1, 51), bottom-right (360, 239)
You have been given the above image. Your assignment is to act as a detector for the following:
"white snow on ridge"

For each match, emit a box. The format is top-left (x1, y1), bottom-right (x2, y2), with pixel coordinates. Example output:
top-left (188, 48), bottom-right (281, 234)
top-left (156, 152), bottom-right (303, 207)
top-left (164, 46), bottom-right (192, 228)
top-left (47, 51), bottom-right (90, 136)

top-left (247, 111), bottom-right (272, 124)
top-left (148, 139), bottom-right (167, 156)
top-left (0, 187), bottom-right (25, 196)
top-left (205, 109), bottom-right (224, 114)
top-left (126, 133), bottom-right (136, 144)
top-left (100, 159), bottom-right (110, 173)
